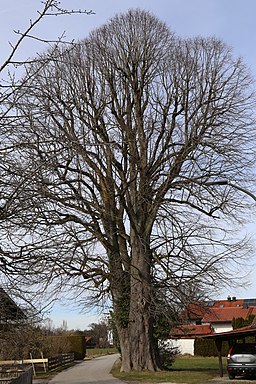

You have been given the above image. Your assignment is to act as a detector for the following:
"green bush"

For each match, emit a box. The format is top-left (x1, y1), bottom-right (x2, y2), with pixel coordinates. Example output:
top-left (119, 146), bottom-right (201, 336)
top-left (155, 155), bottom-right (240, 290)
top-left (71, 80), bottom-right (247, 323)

top-left (158, 340), bottom-right (180, 369)
top-left (45, 335), bottom-right (86, 360)
top-left (43, 335), bottom-right (71, 357)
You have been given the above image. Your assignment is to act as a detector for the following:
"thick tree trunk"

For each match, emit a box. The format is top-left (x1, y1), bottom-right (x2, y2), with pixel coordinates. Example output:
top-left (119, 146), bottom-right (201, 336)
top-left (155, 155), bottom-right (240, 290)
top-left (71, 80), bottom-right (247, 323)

top-left (118, 310), bottom-right (158, 372)
top-left (115, 235), bottom-right (160, 372)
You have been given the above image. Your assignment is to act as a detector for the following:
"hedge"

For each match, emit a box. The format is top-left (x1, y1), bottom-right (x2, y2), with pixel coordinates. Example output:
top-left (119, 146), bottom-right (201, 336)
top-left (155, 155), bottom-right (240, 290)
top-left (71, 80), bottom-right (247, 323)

top-left (46, 335), bottom-right (86, 360)
top-left (194, 338), bottom-right (229, 357)
top-left (67, 335), bottom-right (86, 360)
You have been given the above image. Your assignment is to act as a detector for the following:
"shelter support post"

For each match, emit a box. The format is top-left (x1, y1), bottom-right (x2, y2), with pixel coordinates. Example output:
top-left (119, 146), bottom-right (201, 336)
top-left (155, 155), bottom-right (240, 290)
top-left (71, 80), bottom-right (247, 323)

top-left (215, 339), bottom-right (223, 377)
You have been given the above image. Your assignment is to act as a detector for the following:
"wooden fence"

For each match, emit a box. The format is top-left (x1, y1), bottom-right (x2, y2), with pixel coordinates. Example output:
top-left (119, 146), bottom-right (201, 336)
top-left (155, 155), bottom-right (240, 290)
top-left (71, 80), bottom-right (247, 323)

top-left (0, 366), bottom-right (32, 384)
top-left (47, 353), bottom-right (74, 371)
top-left (0, 353), bottom-right (74, 377)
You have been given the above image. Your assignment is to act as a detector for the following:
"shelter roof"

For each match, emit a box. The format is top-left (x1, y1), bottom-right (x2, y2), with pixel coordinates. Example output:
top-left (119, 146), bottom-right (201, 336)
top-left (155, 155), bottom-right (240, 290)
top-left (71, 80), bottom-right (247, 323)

top-left (0, 288), bottom-right (26, 321)
top-left (170, 324), bottom-right (213, 338)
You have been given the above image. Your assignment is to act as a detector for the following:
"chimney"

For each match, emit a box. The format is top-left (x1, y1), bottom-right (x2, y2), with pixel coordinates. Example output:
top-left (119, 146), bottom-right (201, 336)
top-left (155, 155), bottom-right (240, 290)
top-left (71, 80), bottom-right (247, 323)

top-left (232, 296), bottom-right (236, 301)
top-left (227, 296), bottom-right (231, 301)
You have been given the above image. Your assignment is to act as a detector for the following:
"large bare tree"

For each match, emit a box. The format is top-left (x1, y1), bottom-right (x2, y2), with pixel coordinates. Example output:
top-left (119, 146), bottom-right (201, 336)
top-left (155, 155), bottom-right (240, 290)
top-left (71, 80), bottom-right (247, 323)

top-left (1, 9), bottom-right (256, 371)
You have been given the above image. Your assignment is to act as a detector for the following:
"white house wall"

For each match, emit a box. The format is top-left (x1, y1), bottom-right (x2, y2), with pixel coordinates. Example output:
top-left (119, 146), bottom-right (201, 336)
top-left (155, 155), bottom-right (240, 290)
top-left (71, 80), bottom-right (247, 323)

top-left (208, 322), bottom-right (233, 333)
top-left (166, 338), bottom-right (195, 356)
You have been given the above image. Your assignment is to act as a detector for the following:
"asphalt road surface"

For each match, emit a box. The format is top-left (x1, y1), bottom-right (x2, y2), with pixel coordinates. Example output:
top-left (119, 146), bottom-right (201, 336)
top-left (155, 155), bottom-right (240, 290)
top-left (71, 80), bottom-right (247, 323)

top-left (48, 354), bottom-right (123, 384)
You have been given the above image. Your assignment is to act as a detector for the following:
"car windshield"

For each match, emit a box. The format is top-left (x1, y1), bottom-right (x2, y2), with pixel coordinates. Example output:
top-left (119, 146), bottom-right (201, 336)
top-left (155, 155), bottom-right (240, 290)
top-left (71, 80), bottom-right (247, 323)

top-left (232, 344), bottom-right (256, 354)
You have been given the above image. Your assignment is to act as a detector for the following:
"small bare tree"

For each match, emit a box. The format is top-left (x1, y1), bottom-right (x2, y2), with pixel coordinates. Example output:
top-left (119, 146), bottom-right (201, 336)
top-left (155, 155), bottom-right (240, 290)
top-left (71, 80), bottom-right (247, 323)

top-left (87, 321), bottom-right (109, 348)
top-left (0, 2), bottom-right (92, 263)
top-left (1, 9), bottom-right (256, 371)
top-left (0, 0), bottom-right (93, 340)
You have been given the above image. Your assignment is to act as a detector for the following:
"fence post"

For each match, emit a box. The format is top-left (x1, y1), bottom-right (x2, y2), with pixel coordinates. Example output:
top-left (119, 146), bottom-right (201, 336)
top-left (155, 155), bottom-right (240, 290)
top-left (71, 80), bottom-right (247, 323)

top-left (29, 354), bottom-right (36, 377)
top-left (40, 352), bottom-right (47, 373)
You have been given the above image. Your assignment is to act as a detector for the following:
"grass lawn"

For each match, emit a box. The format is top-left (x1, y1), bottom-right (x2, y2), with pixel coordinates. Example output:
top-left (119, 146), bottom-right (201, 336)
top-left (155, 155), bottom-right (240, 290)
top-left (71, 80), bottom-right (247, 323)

top-left (86, 347), bottom-right (118, 357)
top-left (112, 355), bottom-right (227, 383)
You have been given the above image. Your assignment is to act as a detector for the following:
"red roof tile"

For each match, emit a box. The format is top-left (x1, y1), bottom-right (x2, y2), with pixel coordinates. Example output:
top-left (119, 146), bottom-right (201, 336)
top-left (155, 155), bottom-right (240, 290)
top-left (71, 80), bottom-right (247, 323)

top-left (170, 324), bottom-right (213, 338)
top-left (201, 307), bottom-right (253, 323)
top-left (212, 299), bottom-right (244, 308)
top-left (251, 306), bottom-right (256, 315)
top-left (184, 302), bottom-right (209, 320)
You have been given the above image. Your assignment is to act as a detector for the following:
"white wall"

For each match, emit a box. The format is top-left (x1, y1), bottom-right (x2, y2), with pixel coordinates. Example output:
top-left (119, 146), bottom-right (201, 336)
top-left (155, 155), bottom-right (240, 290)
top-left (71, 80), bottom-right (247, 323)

top-left (165, 338), bottom-right (195, 355)
top-left (209, 322), bottom-right (233, 333)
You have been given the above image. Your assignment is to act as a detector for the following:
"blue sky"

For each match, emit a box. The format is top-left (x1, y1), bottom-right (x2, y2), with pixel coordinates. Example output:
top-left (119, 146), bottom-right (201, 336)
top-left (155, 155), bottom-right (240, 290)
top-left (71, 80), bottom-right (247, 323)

top-left (1, 0), bottom-right (256, 329)
top-left (1, 0), bottom-right (256, 68)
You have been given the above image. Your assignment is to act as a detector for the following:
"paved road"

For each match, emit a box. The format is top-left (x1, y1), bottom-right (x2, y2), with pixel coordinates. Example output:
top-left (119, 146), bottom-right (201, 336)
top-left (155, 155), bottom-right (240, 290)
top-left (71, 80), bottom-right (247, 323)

top-left (48, 354), bottom-right (123, 384)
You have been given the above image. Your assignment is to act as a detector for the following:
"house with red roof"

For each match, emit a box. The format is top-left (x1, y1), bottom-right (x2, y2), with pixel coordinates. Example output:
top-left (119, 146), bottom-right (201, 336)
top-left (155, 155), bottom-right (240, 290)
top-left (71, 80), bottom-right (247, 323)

top-left (201, 306), bottom-right (253, 333)
top-left (168, 297), bottom-right (256, 355)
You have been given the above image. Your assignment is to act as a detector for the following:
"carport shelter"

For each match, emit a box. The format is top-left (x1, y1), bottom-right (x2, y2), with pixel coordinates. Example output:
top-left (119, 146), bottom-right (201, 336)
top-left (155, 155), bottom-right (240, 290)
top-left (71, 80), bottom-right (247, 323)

top-left (201, 324), bottom-right (256, 377)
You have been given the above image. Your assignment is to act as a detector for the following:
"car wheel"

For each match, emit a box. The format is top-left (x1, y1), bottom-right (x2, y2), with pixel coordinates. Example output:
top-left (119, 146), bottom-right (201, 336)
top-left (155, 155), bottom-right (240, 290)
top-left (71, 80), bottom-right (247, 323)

top-left (228, 372), bottom-right (235, 380)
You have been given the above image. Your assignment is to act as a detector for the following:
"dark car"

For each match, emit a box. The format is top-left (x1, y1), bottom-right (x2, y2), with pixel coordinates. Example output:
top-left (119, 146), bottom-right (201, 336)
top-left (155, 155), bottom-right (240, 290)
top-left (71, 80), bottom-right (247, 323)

top-left (227, 343), bottom-right (256, 379)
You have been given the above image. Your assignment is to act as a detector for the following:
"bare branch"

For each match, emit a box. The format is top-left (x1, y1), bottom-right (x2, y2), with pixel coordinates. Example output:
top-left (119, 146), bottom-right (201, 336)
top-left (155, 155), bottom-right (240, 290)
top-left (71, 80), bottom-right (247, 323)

top-left (0, 0), bottom-right (94, 73)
